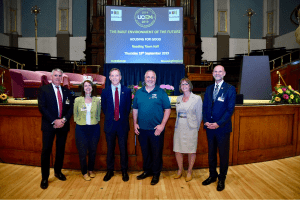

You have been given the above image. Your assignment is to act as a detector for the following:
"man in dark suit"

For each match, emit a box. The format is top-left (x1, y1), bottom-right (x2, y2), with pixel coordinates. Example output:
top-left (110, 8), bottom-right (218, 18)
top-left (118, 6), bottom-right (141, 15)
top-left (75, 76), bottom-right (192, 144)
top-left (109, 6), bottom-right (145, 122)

top-left (202, 65), bottom-right (236, 191)
top-left (101, 68), bottom-right (132, 182)
top-left (38, 68), bottom-right (74, 189)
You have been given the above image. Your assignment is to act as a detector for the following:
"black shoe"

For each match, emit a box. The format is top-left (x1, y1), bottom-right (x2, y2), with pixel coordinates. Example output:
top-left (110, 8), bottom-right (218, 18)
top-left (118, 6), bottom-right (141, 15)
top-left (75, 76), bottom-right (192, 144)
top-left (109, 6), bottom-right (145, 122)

top-left (122, 171), bottom-right (129, 182)
top-left (217, 180), bottom-right (225, 191)
top-left (40, 179), bottom-right (48, 189)
top-left (55, 172), bottom-right (66, 181)
top-left (150, 175), bottom-right (159, 185)
top-left (202, 177), bottom-right (217, 185)
top-left (103, 171), bottom-right (114, 182)
top-left (136, 172), bottom-right (153, 180)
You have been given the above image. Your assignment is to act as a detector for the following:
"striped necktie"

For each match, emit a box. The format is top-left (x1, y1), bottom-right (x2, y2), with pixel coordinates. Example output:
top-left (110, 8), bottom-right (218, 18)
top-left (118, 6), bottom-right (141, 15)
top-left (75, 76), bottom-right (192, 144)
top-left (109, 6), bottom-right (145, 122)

top-left (213, 84), bottom-right (219, 101)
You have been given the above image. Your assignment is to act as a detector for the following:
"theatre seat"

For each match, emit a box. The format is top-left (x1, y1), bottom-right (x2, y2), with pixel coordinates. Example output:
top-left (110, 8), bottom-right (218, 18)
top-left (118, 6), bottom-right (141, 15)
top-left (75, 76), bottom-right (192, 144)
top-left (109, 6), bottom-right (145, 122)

top-left (36, 71), bottom-right (69, 88)
top-left (9, 69), bottom-right (47, 99)
top-left (63, 72), bottom-right (83, 86)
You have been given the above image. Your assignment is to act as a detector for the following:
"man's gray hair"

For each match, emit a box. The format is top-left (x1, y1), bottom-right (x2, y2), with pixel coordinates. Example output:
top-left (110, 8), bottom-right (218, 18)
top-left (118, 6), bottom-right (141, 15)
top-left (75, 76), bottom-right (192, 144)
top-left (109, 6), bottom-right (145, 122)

top-left (51, 68), bottom-right (63, 75)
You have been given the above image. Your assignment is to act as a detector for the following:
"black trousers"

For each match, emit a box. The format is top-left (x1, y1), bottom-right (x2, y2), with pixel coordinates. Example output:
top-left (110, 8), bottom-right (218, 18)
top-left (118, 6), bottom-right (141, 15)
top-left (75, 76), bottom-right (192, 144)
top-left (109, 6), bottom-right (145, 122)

top-left (138, 129), bottom-right (165, 176)
top-left (206, 129), bottom-right (230, 181)
top-left (105, 120), bottom-right (128, 172)
top-left (41, 129), bottom-right (68, 179)
top-left (75, 124), bottom-right (100, 175)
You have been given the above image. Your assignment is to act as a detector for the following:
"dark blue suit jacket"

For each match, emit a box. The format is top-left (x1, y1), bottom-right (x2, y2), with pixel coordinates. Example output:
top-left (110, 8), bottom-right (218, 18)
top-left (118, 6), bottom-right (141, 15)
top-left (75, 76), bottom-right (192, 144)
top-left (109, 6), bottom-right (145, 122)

top-left (203, 82), bottom-right (236, 134)
top-left (38, 84), bottom-right (74, 132)
top-left (101, 85), bottom-right (132, 133)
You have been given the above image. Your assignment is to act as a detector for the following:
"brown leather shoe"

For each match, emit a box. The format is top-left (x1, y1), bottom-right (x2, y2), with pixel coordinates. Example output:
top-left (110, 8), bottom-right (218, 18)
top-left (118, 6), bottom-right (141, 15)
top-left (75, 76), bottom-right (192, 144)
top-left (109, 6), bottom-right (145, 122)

top-left (174, 171), bottom-right (182, 179)
top-left (185, 173), bottom-right (192, 182)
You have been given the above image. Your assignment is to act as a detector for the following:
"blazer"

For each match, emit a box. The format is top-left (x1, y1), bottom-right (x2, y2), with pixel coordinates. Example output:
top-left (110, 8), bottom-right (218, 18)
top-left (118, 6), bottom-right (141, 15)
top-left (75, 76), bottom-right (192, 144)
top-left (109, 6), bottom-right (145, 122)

top-left (38, 84), bottom-right (74, 132)
top-left (101, 85), bottom-right (132, 133)
top-left (73, 96), bottom-right (101, 125)
top-left (175, 93), bottom-right (203, 131)
top-left (203, 81), bottom-right (236, 134)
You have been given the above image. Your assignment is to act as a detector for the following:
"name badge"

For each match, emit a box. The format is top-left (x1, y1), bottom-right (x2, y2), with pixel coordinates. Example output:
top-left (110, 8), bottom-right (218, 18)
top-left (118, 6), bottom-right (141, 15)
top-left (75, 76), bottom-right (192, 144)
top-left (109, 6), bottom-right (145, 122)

top-left (81, 106), bottom-right (87, 111)
top-left (218, 94), bottom-right (225, 102)
top-left (66, 97), bottom-right (70, 105)
top-left (150, 94), bottom-right (157, 99)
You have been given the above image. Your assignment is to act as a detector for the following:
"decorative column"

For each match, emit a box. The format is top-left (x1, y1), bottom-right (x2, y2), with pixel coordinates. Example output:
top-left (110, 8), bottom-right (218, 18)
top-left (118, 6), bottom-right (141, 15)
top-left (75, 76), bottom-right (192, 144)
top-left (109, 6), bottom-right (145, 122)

top-left (244, 8), bottom-right (255, 56)
top-left (31, 6), bottom-right (41, 68)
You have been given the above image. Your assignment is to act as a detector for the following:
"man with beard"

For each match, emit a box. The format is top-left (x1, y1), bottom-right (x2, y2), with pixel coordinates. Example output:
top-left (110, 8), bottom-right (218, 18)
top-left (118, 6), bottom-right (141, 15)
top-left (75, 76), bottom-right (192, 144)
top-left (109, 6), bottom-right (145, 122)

top-left (202, 65), bottom-right (236, 191)
top-left (133, 70), bottom-right (171, 185)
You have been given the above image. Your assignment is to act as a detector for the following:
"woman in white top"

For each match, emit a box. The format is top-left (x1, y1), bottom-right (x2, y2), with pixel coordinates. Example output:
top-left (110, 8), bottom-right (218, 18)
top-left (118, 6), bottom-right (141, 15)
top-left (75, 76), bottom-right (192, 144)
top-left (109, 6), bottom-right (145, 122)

top-left (74, 77), bottom-right (101, 181)
top-left (173, 78), bottom-right (202, 182)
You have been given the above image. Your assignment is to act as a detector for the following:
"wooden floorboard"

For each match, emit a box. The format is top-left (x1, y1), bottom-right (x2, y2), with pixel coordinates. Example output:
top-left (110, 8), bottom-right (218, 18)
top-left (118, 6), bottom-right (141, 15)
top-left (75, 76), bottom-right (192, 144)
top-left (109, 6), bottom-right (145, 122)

top-left (0, 156), bottom-right (300, 199)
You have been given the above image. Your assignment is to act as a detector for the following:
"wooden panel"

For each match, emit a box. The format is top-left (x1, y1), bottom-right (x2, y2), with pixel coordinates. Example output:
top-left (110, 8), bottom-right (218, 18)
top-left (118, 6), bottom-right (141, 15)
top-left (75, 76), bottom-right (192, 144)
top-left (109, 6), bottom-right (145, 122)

top-left (236, 146), bottom-right (295, 164)
top-left (1, 104), bottom-right (300, 170)
top-left (297, 107), bottom-right (300, 155)
top-left (0, 149), bottom-right (50, 167)
top-left (239, 114), bottom-right (293, 151)
top-left (233, 105), bottom-right (299, 165)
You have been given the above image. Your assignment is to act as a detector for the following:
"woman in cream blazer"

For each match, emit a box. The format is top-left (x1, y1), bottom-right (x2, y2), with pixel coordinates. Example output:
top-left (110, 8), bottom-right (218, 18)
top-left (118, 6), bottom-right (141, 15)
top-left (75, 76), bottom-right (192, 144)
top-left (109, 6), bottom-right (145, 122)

top-left (173, 78), bottom-right (202, 182)
top-left (74, 78), bottom-right (101, 181)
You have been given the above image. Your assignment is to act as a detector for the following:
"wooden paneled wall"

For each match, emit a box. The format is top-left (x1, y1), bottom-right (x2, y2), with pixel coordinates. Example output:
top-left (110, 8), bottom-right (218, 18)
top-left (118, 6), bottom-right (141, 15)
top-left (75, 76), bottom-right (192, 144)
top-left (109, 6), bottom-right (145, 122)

top-left (0, 104), bottom-right (299, 170)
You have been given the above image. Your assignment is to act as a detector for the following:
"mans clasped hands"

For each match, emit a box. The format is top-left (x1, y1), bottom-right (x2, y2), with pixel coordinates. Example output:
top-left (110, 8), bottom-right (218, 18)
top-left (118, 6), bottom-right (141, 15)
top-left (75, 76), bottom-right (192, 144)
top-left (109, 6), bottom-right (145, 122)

top-left (53, 119), bottom-right (66, 129)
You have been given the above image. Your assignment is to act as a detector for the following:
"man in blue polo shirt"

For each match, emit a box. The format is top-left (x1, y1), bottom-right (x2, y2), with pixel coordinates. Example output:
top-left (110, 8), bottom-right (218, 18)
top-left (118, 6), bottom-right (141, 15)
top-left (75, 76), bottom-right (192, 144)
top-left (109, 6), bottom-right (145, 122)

top-left (133, 70), bottom-right (171, 185)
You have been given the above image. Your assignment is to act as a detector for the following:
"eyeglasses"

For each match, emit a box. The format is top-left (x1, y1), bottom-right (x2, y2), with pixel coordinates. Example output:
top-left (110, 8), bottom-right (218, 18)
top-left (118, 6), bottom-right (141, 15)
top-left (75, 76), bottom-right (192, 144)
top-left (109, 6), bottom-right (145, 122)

top-left (181, 83), bottom-right (189, 86)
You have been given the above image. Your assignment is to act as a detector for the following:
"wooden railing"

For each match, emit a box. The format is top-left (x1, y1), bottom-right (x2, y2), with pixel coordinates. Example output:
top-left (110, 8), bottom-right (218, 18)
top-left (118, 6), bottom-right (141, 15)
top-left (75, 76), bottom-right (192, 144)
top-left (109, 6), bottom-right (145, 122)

top-left (72, 60), bottom-right (101, 74)
top-left (0, 69), bottom-right (5, 84)
top-left (0, 55), bottom-right (25, 69)
top-left (185, 61), bottom-right (213, 74)
top-left (270, 49), bottom-right (300, 70)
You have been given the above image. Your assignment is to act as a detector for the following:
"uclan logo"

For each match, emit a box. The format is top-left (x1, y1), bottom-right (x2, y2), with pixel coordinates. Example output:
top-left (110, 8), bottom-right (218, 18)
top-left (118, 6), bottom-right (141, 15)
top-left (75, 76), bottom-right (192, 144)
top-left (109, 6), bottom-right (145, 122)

top-left (137, 15), bottom-right (154, 20)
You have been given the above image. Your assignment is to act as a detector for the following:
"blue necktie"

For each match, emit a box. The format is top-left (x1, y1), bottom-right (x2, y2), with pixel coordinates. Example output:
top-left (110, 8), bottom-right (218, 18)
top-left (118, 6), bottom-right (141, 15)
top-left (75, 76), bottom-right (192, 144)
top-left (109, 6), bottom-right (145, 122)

top-left (213, 84), bottom-right (219, 101)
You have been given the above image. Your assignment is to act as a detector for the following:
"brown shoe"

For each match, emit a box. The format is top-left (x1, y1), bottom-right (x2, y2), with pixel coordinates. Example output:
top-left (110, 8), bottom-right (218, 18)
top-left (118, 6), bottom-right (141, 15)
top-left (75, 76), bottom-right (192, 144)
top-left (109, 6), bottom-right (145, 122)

top-left (185, 173), bottom-right (192, 182)
top-left (174, 171), bottom-right (182, 179)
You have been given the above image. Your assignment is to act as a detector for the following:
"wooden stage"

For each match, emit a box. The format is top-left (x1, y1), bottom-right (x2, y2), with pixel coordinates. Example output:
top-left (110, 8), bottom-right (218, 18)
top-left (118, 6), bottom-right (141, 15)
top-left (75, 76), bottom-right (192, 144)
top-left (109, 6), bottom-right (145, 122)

top-left (0, 102), bottom-right (299, 171)
top-left (1, 156), bottom-right (300, 199)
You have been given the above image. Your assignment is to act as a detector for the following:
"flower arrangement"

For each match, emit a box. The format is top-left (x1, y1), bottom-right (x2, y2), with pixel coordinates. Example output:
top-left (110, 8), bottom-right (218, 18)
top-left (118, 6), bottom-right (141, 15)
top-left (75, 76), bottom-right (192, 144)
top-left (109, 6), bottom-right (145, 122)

top-left (128, 81), bottom-right (143, 99)
top-left (270, 85), bottom-right (300, 104)
top-left (160, 84), bottom-right (174, 96)
top-left (0, 85), bottom-right (8, 103)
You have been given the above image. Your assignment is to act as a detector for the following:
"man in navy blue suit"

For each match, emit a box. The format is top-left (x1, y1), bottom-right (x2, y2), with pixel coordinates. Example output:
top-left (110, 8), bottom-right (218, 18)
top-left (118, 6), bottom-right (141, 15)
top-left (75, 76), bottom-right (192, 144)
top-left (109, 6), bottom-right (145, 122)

top-left (202, 65), bottom-right (236, 191)
top-left (38, 68), bottom-right (74, 189)
top-left (101, 68), bottom-right (132, 182)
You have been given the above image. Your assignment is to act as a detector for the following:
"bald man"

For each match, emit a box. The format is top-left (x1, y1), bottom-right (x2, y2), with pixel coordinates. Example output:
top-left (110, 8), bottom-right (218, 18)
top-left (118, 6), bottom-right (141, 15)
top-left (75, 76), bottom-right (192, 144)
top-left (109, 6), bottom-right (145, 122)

top-left (202, 65), bottom-right (236, 191)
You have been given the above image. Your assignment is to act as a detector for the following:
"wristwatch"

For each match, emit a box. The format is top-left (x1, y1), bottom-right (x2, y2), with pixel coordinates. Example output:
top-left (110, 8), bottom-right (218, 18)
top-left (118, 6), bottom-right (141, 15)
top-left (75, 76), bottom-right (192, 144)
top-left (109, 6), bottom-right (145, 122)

top-left (62, 117), bottom-right (67, 122)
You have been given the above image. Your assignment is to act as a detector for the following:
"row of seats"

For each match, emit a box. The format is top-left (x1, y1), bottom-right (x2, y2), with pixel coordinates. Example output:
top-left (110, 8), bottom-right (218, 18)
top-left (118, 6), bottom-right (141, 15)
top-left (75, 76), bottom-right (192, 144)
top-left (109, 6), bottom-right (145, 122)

top-left (9, 69), bottom-right (106, 99)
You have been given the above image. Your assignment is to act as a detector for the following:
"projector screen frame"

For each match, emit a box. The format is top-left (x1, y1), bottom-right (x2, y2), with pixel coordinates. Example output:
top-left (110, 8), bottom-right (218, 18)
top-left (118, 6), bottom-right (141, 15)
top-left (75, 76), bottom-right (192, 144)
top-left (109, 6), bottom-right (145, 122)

top-left (105, 5), bottom-right (184, 64)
